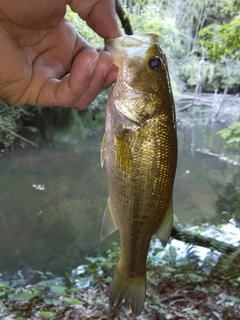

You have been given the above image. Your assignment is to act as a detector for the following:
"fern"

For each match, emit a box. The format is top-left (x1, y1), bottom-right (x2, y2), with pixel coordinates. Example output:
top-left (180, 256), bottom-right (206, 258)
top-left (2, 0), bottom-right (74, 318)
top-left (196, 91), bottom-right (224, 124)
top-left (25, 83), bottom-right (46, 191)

top-left (212, 247), bottom-right (240, 281)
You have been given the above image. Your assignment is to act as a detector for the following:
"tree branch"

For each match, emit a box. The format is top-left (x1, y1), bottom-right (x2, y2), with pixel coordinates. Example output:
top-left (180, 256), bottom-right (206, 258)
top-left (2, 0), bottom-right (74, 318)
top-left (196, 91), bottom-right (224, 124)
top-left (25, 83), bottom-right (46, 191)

top-left (171, 226), bottom-right (238, 254)
top-left (0, 124), bottom-right (38, 148)
top-left (115, 0), bottom-right (133, 35)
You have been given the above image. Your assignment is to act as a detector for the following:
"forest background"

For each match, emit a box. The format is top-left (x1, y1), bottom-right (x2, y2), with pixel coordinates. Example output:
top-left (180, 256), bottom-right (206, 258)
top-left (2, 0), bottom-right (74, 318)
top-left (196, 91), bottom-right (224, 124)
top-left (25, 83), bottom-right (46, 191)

top-left (0, 0), bottom-right (240, 319)
top-left (0, 0), bottom-right (240, 147)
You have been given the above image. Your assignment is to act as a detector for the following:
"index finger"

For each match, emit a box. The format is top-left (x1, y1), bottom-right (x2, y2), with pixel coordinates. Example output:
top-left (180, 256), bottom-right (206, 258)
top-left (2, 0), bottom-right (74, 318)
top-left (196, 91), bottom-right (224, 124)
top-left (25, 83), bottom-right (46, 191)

top-left (69, 0), bottom-right (122, 38)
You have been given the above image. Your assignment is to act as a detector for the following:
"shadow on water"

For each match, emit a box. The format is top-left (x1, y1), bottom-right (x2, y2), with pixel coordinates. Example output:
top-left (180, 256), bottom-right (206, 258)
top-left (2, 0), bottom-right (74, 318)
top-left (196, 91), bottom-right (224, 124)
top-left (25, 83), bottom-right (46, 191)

top-left (0, 93), bottom-right (239, 279)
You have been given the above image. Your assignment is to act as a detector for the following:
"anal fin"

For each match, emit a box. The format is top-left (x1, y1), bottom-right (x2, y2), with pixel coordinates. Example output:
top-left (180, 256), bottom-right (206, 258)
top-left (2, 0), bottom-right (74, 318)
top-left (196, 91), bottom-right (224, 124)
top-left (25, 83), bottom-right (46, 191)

top-left (155, 197), bottom-right (173, 247)
top-left (100, 198), bottom-right (118, 242)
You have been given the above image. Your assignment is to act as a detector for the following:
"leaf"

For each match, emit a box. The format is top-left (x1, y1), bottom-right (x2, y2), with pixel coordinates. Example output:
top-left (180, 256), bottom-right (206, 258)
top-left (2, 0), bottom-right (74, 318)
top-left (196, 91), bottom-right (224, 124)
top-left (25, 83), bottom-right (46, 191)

top-left (50, 285), bottom-right (66, 295)
top-left (0, 281), bottom-right (10, 289)
top-left (222, 294), bottom-right (240, 303)
top-left (39, 311), bottom-right (56, 318)
top-left (85, 257), bottom-right (98, 263)
top-left (187, 272), bottom-right (204, 282)
top-left (184, 308), bottom-right (199, 315)
top-left (149, 304), bottom-right (166, 315)
top-left (8, 289), bottom-right (38, 300)
top-left (11, 279), bottom-right (26, 286)
top-left (63, 297), bottom-right (82, 305)
top-left (44, 298), bottom-right (60, 306)
top-left (199, 13), bottom-right (240, 61)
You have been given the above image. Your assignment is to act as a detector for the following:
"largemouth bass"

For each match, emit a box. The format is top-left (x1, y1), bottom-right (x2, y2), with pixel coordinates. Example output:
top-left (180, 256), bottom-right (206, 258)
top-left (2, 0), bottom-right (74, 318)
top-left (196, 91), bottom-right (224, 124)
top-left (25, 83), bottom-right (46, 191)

top-left (101, 33), bottom-right (177, 316)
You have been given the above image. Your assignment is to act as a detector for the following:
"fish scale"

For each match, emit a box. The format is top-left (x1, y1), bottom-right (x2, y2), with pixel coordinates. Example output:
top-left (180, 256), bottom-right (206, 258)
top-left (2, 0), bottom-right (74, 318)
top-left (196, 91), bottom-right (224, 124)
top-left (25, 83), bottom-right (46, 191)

top-left (101, 33), bottom-right (177, 316)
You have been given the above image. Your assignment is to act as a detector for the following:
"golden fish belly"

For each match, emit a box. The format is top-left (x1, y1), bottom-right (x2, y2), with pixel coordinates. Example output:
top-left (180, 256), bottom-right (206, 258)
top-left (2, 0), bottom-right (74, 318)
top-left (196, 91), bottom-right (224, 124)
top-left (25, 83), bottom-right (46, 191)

top-left (105, 105), bottom-right (177, 278)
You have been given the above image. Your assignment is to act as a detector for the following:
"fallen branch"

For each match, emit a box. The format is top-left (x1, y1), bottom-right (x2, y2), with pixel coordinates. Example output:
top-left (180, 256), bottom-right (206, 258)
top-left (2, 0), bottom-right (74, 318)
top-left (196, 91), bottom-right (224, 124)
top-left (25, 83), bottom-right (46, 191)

top-left (0, 124), bottom-right (38, 147)
top-left (171, 226), bottom-right (239, 254)
top-left (196, 147), bottom-right (240, 166)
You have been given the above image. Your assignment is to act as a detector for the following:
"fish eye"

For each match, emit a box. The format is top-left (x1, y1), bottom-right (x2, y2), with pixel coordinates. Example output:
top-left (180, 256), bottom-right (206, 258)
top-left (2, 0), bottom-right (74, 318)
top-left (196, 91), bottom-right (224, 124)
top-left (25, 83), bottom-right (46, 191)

top-left (148, 56), bottom-right (162, 70)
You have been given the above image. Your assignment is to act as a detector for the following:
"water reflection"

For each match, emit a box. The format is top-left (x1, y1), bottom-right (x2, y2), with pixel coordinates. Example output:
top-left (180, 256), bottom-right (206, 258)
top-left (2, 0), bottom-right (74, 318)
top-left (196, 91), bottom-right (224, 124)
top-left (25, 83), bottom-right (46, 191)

top-left (0, 94), bottom-right (239, 277)
top-left (0, 140), bottom-right (112, 276)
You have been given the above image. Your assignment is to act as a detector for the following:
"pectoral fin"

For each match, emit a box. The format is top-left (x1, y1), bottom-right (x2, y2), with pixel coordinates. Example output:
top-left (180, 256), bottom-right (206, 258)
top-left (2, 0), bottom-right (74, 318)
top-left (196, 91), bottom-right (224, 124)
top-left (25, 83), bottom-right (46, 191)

top-left (155, 198), bottom-right (173, 247)
top-left (100, 134), bottom-right (106, 168)
top-left (100, 198), bottom-right (118, 242)
top-left (115, 135), bottom-right (132, 173)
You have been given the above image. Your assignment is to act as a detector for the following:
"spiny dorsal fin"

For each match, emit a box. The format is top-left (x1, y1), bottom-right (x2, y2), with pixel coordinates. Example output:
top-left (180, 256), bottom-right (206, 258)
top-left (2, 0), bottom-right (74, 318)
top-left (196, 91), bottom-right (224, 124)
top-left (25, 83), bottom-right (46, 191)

top-left (100, 133), bottom-right (106, 168)
top-left (100, 198), bottom-right (118, 242)
top-left (155, 197), bottom-right (173, 247)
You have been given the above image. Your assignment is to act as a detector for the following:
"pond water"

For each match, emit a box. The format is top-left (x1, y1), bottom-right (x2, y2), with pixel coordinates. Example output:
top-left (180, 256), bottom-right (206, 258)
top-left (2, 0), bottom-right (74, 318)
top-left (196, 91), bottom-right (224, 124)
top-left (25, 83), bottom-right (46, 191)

top-left (0, 94), bottom-right (239, 279)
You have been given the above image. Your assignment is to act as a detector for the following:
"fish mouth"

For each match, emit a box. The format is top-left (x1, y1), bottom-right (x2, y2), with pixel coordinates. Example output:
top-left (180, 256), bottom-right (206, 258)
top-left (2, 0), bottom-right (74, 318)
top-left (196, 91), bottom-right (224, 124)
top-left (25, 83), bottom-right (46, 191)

top-left (105, 33), bottom-right (159, 68)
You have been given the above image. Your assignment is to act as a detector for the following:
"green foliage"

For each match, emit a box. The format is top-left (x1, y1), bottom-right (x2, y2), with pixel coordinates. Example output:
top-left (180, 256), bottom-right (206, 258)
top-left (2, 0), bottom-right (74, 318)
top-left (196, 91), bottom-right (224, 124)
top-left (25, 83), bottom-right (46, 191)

top-left (8, 288), bottom-right (39, 300)
top-left (63, 297), bottom-right (82, 305)
top-left (199, 0), bottom-right (240, 61)
top-left (123, 0), bottom-right (151, 6)
top-left (1, 0), bottom-right (239, 148)
top-left (218, 122), bottom-right (240, 151)
top-left (212, 247), bottom-right (240, 284)
top-left (222, 294), bottom-right (240, 303)
top-left (127, 4), bottom-right (183, 56)
top-left (1, 239), bottom-right (240, 318)
top-left (117, 0), bottom-right (240, 93)
top-left (0, 274), bottom-right (79, 319)
top-left (39, 311), bottom-right (56, 318)
top-left (216, 182), bottom-right (240, 226)
top-left (25, 103), bottom-right (106, 145)
top-left (71, 240), bottom-right (240, 289)
top-left (0, 100), bottom-right (32, 148)
top-left (80, 244), bottom-right (121, 285)
top-left (222, 0), bottom-right (240, 13)
top-left (199, 16), bottom-right (240, 61)
top-left (175, 55), bottom-right (240, 92)
top-left (66, 6), bottom-right (103, 48)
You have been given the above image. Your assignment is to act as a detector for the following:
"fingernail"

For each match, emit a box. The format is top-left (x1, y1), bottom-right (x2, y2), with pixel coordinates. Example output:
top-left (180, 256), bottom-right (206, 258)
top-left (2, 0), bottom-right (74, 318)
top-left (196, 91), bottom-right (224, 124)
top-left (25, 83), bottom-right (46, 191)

top-left (89, 54), bottom-right (99, 74)
top-left (103, 62), bottom-right (113, 78)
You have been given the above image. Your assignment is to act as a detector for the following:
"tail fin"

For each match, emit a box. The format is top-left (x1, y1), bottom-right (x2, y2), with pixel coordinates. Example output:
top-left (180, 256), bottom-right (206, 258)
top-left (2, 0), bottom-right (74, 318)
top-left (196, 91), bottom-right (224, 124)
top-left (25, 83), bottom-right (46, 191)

top-left (109, 264), bottom-right (146, 316)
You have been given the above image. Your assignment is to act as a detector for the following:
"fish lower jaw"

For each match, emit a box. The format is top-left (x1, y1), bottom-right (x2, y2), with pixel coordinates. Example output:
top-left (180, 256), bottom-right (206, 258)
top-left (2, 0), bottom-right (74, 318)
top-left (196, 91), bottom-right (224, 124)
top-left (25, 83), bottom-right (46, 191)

top-left (113, 83), bottom-right (143, 100)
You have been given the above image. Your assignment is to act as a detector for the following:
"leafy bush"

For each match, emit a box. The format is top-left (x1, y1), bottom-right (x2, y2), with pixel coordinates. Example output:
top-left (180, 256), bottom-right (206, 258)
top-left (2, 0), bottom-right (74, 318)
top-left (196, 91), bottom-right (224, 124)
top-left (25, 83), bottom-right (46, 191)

top-left (216, 181), bottom-right (240, 226)
top-left (218, 122), bottom-right (240, 152)
top-left (199, 0), bottom-right (240, 62)
top-left (1, 240), bottom-right (240, 318)
top-left (127, 4), bottom-right (183, 57)
top-left (0, 100), bottom-right (32, 148)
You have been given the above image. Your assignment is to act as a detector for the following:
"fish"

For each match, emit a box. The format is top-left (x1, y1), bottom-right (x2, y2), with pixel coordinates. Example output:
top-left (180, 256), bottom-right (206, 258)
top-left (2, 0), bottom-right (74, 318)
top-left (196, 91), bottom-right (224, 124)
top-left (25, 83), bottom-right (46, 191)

top-left (100, 33), bottom-right (177, 316)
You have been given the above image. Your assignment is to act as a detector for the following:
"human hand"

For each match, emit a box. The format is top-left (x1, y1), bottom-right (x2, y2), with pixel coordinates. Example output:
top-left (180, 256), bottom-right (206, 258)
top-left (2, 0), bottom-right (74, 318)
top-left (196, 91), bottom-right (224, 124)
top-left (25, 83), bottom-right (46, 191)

top-left (0, 0), bottom-right (121, 109)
